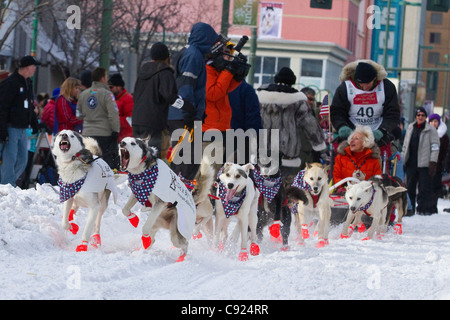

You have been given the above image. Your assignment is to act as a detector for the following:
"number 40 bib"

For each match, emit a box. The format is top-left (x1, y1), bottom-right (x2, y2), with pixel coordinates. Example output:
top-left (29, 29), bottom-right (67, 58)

top-left (345, 80), bottom-right (385, 130)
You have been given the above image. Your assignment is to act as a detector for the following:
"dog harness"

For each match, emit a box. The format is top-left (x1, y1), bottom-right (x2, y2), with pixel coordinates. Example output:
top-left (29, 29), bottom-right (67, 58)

top-left (357, 184), bottom-right (376, 216)
top-left (128, 165), bottom-right (159, 206)
top-left (58, 175), bottom-right (87, 202)
top-left (218, 182), bottom-right (247, 218)
top-left (252, 166), bottom-right (282, 203)
top-left (292, 170), bottom-right (320, 208)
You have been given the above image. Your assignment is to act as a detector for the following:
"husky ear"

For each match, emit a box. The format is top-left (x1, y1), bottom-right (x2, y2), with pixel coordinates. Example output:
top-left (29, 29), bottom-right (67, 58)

top-left (242, 163), bottom-right (255, 174)
top-left (305, 162), bottom-right (312, 170)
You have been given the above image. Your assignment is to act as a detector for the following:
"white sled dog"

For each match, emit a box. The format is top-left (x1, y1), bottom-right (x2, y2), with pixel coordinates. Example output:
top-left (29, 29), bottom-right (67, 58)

top-left (214, 162), bottom-right (260, 261)
top-left (119, 137), bottom-right (212, 262)
top-left (286, 163), bottom-right (333, 248)
top-left (342, 177), bottom-right (407, 240)
top-left (52, 130), bottom-right (118, 252)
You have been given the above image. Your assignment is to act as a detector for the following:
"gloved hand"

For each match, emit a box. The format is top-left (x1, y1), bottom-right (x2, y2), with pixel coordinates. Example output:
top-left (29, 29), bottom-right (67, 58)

top-left (373, 129), bottom-right (384, 141)
top-left (338, 126), bottom-right (352, 139)
top-left (225, 58), bottom-right (241, 76)
top-left (0, 125), bottom-right (8, 143)
top-left (429, 161), bottom-right (437, 177)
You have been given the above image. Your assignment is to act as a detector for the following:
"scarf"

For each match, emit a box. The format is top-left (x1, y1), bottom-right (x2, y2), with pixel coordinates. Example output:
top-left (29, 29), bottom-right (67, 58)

top-left (218, 182), bottom-right (247, 218)
top-left (58, 175), bottom-right (87, 203)
top-left (128, 165), bottom-right (159, 206)
top-left (292, 170), bottom-right (320, 208)
top-left (252, 166), bottom-right (282, 203)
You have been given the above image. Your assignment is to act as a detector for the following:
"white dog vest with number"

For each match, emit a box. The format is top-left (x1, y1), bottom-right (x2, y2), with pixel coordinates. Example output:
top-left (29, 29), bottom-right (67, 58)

top-left (128, 159), bottom-right (196, 239)
top-left (345, 80), bottom-right (385, 130)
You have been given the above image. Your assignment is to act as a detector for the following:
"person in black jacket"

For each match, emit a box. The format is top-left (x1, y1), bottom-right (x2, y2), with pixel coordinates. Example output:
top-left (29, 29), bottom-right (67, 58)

top-left (132, 42), bottom-right (195, 161)
top-left (330, 60), bottom-right (400, 145)
top-left (0, 56), bottom-right (40, 186)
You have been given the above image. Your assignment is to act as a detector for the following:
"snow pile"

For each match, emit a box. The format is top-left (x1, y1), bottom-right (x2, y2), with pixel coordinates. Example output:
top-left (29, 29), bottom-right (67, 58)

top-left (1, 182), bottom-right (450, 300)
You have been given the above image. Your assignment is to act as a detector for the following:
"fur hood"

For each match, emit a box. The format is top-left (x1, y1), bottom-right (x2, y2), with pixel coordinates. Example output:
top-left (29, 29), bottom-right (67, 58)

top-left (339, 59), bottom-right (388, 83)
top-left (336, 140), bottom-right (381, 160)
top-left (256, 90), bottom-right (307, 109)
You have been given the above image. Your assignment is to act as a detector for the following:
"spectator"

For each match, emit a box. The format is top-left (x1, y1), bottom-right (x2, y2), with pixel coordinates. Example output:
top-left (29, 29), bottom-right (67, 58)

top-left (300, 87), bottom-right (318, 118)
top-left (77, 67), bottom-right (120, 170)
top-left (80, 70), bottom-right (92, 91)
top-left (330, 60), bottom-right (400, 150)
top-left (257, 67), bottom-right (326, 175)
top-left (0, 55), bottom-right (40, 186)
top-left (108, 73), bottom-right (133, 141)
top-left (132, 42), bottom-right (196, 161)
top-left (167, 22), bottom-right (218, 180)
top-left (41, 88), bottom-right (60, 134)
top-left (402, 107), bottom-right (440, 215)
top-left (428, 113), bottom-right (449, 213)
top-left (55, 77), bottom-right (83, 132)
top-left (333, 125), bottom-right (382, 187)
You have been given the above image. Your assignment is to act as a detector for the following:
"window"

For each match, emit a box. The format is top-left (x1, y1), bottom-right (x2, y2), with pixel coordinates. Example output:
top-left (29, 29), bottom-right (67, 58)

top-left (430, 13), bottom-right (443, 25)
top-left (430, 32), bottom-right (441, 44)
top-left (253, 56), bottom-right (291, 86)
top-left (428, 52), bottom-right (440, 64)
top-left (301, 59), bottom-right (323, 77)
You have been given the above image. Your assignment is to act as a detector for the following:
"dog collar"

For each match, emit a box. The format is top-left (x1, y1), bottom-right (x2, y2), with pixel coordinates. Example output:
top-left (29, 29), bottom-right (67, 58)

top-left (58, 175), bottom-right (87, 202)
top-left (252, 166), bottom-right (282, 204)
top-left (218, 182), bottom-right (247, 218)
top-left (127, 165), bottom-right (159, 206)
top-left (358, 184), bottom-right (376, 215)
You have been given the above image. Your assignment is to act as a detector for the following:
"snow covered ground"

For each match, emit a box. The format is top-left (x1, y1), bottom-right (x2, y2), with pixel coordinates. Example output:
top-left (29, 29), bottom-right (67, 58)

top-left (1, 180), bottom-right (450, 301)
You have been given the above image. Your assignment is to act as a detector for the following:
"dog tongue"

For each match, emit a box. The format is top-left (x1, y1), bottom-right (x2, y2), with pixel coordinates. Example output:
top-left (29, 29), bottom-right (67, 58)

top-left (224, 186), bottom-right (238, 204)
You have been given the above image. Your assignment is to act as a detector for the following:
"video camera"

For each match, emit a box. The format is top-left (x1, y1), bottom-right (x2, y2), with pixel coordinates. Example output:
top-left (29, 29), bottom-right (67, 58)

top-left (207, 34), bottom-right (251, 81)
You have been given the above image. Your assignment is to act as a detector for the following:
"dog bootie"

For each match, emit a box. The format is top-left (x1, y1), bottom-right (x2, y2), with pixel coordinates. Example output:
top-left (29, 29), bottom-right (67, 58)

top-left (90, 234), bottom-right (101, 248)
top-left (70, 223), bottom-right (79, 235)
top-left (357, 223), bottom-right (366, 233)
top-left (127, 213), bottom-right (139, 228)
top-left (394, 223), bottom-right (402, 235)
top-left (176, 253), bottom-right (186, 262)
top-left (142, 234), bottom-right (152, 249)
top-left (193, 232), bottom-right (203, 240)
top-left (68, 209), bottom-right (75, 222)
top-left (269, 221), bottom-right (281, 238)
top-left (301, 224), bottom-right (310, 239)
top-left (238, 249), bottom-right (249, 261)
top-left (316, 238), bottom-right (329, 248)
top-left (76, 241), bottom-right (88, 252)
top-left (250, 243), bottom-right (260, 256)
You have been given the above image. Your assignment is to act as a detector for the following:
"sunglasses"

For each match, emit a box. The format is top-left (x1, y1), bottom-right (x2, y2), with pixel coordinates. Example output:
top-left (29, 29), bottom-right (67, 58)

top-left (416, 114), bottom-right (426, 117)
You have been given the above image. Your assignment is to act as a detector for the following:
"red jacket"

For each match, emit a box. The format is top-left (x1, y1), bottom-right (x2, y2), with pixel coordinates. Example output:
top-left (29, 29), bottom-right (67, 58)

top-left (55, 96), bottom-right (83, 132)
top-left (116, 89), bottom-right (133, 141)
top-left (203, 65), bottom-right (241, 132)
top-left (41, 99), bottom-right (56, 132)
top-left (333, 145), bottom-right (382, 184)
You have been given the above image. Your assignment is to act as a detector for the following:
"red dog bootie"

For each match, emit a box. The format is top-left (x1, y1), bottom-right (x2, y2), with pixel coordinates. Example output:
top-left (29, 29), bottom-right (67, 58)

top-left (68, 209), bottom-right (75, 222)
top-left (90, 234), bottom-right (101, 248)
top-left (75, 241), bottom-right (88, 252)
top-left (315, 238), bottom-right (329, 248)
top-left (193, 232), bottom-right (203, 240)
top-left (250, 242), bottom-right (260, 256)
top-left (301, 224), bottom-right (310, 239)
top-left (238, 249), bottom-right (249, 261)
top-left (269, 221), bottom-right (281, 238)
top-left (142, 234), bottom-right (152, 249)
top-left (127, 213), bottom-right (139, 228)
top-left (394, 223), bottom-right (402, 235)
top-left (69, 223), bottom-right (79, 235)
top-left (357, 223), bottom-right (366, 233)
top-left (176, 253), bottom-right (186, 262)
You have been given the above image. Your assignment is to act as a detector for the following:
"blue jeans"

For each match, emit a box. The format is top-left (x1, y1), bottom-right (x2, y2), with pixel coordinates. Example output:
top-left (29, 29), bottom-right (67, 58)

top-left (0, 127), bottom-right (29, 187)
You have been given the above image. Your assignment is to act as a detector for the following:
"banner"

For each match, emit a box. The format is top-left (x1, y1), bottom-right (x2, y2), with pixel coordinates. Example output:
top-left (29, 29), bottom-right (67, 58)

top-left (259, 2), bottom-right (283, 38)
top-left (233, 0), bottom-right (258, 27)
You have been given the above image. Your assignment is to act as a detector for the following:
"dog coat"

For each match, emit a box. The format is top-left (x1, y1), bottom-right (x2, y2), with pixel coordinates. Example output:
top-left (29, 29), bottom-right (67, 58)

top-left (127, 159), bottom-right (196, 239)
top-left (252, 166), bottom-right (282, 203)
top-left (218, 182), bottom-right (247, 218)
top-left (58, 158), bottom-right (118, 203)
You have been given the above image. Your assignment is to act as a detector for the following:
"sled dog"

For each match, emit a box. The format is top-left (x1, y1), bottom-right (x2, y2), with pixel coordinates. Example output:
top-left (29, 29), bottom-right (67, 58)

top-left (342, 177), bottom-right (407, 240)
top-left (286, 163), bottom-right (332, 248)
top-left (52, 130), bottom-right (118, 252)
top-left (214, 162), bottom-right (260, 261)
top-left (119, 137), bottom-right (210, 262)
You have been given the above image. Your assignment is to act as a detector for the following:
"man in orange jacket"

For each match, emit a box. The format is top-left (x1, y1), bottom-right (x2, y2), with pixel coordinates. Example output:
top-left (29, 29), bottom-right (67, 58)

top-left (108, 73), bottom-right (133, 141)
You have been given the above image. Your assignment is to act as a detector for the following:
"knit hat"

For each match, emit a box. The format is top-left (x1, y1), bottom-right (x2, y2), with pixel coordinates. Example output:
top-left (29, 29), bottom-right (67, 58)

top-left (416, 107), bottom-right (428, 117)
top-left (429, 113), bottom-right (441, 125)
top-left (150, 42), bottom-right (170, 61)
top-left (274, 67), bottom-right (296, 86)
top-left (108, 73), bottom-right (125, 87)
top-left (19, 55), bottom-right (41, 68)
top-left (354, 62), bottom-right (377, 83)
top-left (80, 70), bottom-right (92, 88)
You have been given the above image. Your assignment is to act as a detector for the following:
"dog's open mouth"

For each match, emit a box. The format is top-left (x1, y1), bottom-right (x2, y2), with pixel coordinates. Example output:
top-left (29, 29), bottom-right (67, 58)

top-left (120, 148), bottom-right (130, 170)
top-left (59, 139), bottom-right (71, 152)
top-left (224, 185), bottom-right (239, 204)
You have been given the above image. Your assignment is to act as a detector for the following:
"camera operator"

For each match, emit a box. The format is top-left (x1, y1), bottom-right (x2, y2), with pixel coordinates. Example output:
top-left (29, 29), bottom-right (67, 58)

top-left (202, 37), bottom-right (251, 169)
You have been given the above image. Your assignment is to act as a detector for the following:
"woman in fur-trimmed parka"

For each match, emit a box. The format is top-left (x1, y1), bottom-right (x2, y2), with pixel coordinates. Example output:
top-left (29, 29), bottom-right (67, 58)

top-left (256, 67), bottom-right (326, 174)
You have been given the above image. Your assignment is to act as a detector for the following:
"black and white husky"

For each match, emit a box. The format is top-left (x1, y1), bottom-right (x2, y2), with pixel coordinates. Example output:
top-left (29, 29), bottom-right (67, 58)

top-left (119, 137), bottom-right (213, 262)
top-left (52, 130), bottom-right (118, 252)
